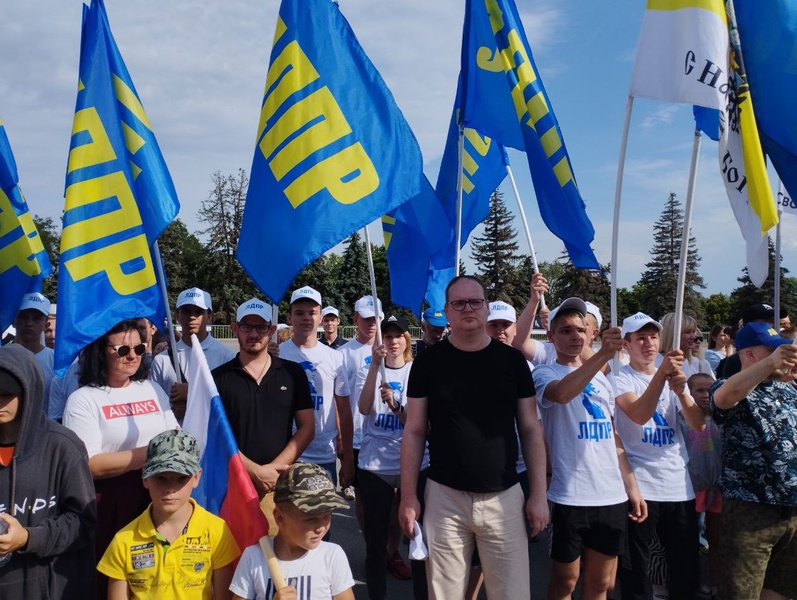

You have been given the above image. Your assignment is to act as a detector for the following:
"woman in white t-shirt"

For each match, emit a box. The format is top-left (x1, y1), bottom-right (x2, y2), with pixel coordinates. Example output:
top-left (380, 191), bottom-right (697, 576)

top-left (357, 315), bottom-right (429, 600)
top-left (62, 319), bottom-right (178, 598)
top-left (659, 313), bottom-right (715, 380)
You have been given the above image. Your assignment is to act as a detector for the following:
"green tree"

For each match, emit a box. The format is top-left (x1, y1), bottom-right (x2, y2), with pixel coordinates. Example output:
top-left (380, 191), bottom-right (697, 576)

top-left (617, 285), bottom-right (644, 320)
top-left (554, 251), bottom-right (610, 321)
top-left (197, 170), bottom-right (259, 322)
top-left (470, 191), bottom-right (520, 302)
top-left (156, 219), bottom-right (205, 310)
top-left (728, 240), bottom-right (797, 325)
top-left (636, 192), bottom-right (705, 322)
top-left (337, 233), bottom-right (371, 323)
top-left (701, 293), bottom-right (733, 328)
top-left (33, 215), bottom-right (60, 300)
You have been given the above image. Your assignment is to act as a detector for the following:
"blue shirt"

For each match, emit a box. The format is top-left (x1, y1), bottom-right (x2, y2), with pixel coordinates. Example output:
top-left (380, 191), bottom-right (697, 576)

top-left (710, 378), bottom-right (797, 506)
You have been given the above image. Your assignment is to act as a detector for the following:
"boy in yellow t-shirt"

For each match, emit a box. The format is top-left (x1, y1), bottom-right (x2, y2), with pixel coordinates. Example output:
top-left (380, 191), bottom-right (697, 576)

top-left (98, 430), bottom-right (240, 599)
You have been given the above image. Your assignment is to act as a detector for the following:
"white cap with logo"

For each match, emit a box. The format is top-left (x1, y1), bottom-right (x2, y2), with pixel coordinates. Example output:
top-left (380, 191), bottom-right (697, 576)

top-left (177, 287), bottom-right (212, 311)
top-left (290, 286), bottom-right (322, 306)
top-left (321, 306), bottom-right (339, 318)
top-left (621, 312), bottom-right (662, 337)
top-left (488, 301), bottom-right (517, 323)
top-left (237, 298), bottom-right (272, 323)
top-left (18, 293), bottom-right (51, 317)
top-left (584, 301), bottom-right (603, 329)
top-left (354, 295), bottom-right (383, 319)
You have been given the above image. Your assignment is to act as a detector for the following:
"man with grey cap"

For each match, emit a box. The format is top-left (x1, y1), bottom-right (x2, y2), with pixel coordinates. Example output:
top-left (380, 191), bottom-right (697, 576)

top-left (320, 306), bottom-right (347, 349)
top-left (12, 292), bottom-right (55, 411)
top-left (414, 307), bottom-right (447, 357)
top-left (213, 298), bottom-right (315, 534)
top-left (150, 287), bottom-right (235, 420)
top-left (709, 322), bottom-right (797, 600)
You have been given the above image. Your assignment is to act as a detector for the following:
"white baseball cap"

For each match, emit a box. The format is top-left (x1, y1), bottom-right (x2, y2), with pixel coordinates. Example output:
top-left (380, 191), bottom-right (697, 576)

top-left (18, 292), bottom-right (51, 317)
top-left (290, 286), bottom-right (322, 306)
top-left (488, 301), bottom-right (517, 323)
top-left (584, 301), bottom-right (603, 329)
top-left (548, 297), bottom-right (588, 325)
top-left (354, 295), bottom-right (383, 319)
top-left (321, 306), bottom-right (339, 318)
top-left (236, 298), bottom-right (272, 323)
top-left (49, 303), bottom-right (57, 317)
top-left (177, 287), bottom-right (212, 311)
top-left (621, 312), bottom-right (662, 337)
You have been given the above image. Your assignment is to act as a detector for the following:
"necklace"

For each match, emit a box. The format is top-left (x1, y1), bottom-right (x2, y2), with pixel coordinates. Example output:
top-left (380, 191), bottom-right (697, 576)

top-left (244, 357), bottom-right (270, 383)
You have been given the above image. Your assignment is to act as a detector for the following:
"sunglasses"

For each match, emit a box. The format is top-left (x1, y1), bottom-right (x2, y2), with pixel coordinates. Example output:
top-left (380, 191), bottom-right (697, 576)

top-left (107, 343), bottom-right (147, 358)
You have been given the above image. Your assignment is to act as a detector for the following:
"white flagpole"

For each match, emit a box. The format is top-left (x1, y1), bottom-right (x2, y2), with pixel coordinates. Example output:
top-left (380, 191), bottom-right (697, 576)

top-left (775, 180), bottom-right (783, 329)
top-left (671, 128), bottom-right (702, 350)
top-left (611, 96), bottom-right (635, 330)
top-left (455, 126), bottom-right (465, 276)
top-left (152, 241), bottom-right (182, 384)
top-left (362, 225), bottom-right (388, 381)
top-left (505, 160), bottom-right (546, 310)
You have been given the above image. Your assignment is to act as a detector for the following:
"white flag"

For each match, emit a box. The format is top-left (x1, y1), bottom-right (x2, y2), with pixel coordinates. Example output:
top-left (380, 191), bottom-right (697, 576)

top-left (778, 181), bottom-right (797, 217)
top-left (630, 0), bottom-right (728, 108)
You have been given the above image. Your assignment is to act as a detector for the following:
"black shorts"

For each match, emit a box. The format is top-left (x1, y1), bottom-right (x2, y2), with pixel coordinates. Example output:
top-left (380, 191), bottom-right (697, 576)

top-left (549, 501), bottom-right (627, 563)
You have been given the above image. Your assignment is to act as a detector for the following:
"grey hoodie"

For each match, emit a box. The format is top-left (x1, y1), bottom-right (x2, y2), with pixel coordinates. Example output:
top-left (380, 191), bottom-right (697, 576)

top-left (0, 344), bottom-right (97, 598)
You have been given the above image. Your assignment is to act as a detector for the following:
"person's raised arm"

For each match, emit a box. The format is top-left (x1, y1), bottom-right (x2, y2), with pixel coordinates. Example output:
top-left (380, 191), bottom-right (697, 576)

top-left (713, 344), bottom-right (797, 410)
top-left (615, 350), bottom-right (683, 424)
top-left (544, 327), bottom-right (623, 404)
top-left (512, 273), bottom-right (549, 361)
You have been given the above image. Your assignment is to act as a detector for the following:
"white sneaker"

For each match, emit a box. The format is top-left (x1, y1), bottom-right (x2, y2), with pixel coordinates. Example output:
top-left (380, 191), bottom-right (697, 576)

top-left (343, 486), bottom-right (355, 501)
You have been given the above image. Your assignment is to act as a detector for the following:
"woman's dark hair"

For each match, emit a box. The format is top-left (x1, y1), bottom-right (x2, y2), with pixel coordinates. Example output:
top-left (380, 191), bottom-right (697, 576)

top-left (79, 319), bottom-right (149, 387)
top-left (707, 324), bottom-right (732, 350)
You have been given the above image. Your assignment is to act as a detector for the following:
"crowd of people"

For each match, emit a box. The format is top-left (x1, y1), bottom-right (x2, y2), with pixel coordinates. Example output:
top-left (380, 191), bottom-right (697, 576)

top-left (0, 277), bottom-right (796, 600)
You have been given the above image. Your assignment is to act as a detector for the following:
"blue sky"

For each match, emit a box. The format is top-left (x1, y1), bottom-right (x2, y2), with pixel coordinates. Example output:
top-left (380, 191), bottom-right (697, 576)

top-left (2, 0), bottom-right (792, 299)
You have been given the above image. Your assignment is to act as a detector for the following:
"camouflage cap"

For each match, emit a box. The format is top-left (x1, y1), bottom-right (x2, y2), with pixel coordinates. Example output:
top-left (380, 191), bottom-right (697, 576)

top-left (142, 430), bottom-right (201, 479)
top-left (274, 463), bottom-right (349, 515)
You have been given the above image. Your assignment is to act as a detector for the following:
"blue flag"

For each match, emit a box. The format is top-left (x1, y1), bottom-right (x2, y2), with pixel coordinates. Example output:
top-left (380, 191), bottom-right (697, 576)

top-left (693, 106), bottom-right (720, 142)
top-left (381, 178), bottom-right (453, 316)
top-left (239, 0), bottom-right (428, 303)
top-left (735, 0), bottom-right (797, 203)
top-left (461, 0), bottom-right (599, 269)
top-left (0, 118), bottom-right (52, 334)
top-left (57, 0), bottom-right (179, 370)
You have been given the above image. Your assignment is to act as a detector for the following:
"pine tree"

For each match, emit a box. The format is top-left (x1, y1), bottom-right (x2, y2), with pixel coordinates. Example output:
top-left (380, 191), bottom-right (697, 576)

top-left (555, 250), bottom-right (611, 321)
top-left (728, 240), bottom-right (797, 324)
top-left (337, 232), bottom-right (371, 322)
top-left (636, 192), bottom-right (705, 322)
top-left (470, 191), bottom-right (520, 302)
top-left (33, 215), bottom-right (60, 300)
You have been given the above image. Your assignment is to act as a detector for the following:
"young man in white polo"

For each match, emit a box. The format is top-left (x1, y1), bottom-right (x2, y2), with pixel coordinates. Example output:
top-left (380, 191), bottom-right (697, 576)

top-left (279, 286), bottom-right (354, 494)
top-left (532, 297), bottom-right (646, 600)
top-left (613, 312), bottom-right (706, 599)
top-left (149, 287), bottom-right (234, 420)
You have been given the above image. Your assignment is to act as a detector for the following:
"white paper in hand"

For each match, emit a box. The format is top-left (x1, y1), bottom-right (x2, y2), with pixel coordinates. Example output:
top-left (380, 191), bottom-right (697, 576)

top-left (408, 521), bottom-right (428, 561)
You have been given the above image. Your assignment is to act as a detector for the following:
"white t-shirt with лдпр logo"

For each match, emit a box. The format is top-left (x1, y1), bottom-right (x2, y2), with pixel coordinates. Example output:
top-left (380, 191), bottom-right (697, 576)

top-left (340, 339), bottom-right (372, 449)
top-left (62, 380), bottom-right (178, 458)
top-left (613, 364), bottom-right (694, 502)
top-left (533, 363), bottom-right (627, 506)
top-left (279, 340), bottom-right (350, 464)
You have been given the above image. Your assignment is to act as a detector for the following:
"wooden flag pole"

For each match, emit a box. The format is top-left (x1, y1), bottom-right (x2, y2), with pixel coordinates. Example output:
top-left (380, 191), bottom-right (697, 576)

top-left (259, 536), bottom-right (287, 591)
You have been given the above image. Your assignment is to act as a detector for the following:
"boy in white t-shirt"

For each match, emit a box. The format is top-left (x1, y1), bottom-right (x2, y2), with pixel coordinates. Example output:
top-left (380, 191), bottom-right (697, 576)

top-left (613, 313), bottom-right (706, 600)
top-left (230, 463), bottom-right (355, 600)
top-left (532, 298), bottom-right (646, 600)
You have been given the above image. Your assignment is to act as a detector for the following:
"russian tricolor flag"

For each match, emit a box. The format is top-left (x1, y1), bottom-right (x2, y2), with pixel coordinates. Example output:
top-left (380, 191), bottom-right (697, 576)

top-left (183, 335), bottom-right (269, 550)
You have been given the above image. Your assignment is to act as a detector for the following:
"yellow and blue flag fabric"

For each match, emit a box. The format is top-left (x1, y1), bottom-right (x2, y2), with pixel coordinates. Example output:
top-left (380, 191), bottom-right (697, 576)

top-left (630, 0), bottom-right (728, 109)
top-left (424, 76), bottom-right (508, 308)
top-left (239, 0), bottom-right (427, 303)
top-left (735, 0), bottom-right (797, 209)
top-left (381, 178), bottom-right (453, 316)
top-left (460, 0), bottom-right (599, 269)
top-left (715, 0), bottom-right (775, 288)
top-left (0, 118), bottom-right (52, 334)
top-left (57, 0), bottom-right (179, 370)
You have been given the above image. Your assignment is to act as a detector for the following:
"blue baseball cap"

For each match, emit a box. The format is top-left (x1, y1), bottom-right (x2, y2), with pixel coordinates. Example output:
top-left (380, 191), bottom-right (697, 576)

top-left (422, 308), bottom-right (447, 327)
top-left (734, 322), bottom-right (792, 351)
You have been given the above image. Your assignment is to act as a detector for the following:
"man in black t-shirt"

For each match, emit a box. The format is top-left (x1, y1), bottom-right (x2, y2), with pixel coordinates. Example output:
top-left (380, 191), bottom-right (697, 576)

top-left (399, 276), bottom-right (548, 599)
top-left (212, 298), bottom-right (315, 534)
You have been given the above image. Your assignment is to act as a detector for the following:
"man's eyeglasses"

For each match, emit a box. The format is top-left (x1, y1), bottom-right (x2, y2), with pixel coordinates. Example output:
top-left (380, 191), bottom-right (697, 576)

top-left (107, 343), bottom-right (147, 358)
top-left (238, 323), bottom-right (271, 334)
top-left (447, 298), bottom-right (486, 311)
